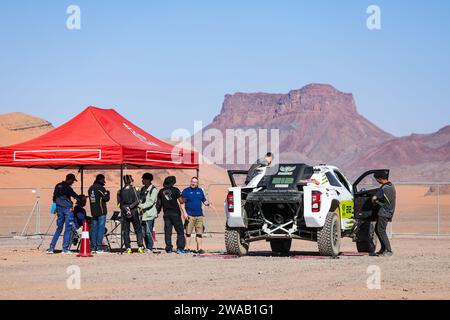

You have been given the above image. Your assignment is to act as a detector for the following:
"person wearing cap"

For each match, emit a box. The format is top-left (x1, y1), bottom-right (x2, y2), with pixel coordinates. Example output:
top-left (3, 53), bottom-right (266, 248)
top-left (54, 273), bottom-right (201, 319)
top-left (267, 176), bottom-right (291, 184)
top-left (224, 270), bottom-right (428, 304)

top-left (88, 174), bottom-right (110, 253)
top-left (371, 171), bottom-right (396, 257)
top-left (138, 173), bottom-right (158, 253)
top-left (47, 174), bottom-right (80, 254)
top-left (118, 175), bottom-right (145, 254)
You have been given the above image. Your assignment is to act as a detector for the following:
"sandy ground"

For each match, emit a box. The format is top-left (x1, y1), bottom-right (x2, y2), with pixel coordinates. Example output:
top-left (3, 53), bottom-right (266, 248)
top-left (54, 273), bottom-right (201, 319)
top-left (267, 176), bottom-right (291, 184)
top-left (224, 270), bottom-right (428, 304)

top-left (0, 235), bottom-right (449, 300)
top-left (0, 183), bottom-right (449, 300)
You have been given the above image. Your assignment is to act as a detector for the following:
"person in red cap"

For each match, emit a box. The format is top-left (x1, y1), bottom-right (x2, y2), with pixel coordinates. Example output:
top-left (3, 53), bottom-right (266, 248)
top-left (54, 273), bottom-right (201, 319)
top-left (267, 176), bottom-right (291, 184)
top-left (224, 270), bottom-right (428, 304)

top-left (47, 173), bottom-right (80, 254)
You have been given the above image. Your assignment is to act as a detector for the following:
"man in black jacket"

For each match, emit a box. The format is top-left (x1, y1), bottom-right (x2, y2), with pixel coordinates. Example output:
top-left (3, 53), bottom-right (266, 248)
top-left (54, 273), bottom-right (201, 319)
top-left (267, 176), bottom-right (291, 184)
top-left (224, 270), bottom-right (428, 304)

top-left (156, 176), bottom-right (186, 254)
top-left (118, 175), bottom-right (144, 254)
top-left (88, 174), bottom-right (110, 253)
top-left (372, 171), bottom-right (396, 257)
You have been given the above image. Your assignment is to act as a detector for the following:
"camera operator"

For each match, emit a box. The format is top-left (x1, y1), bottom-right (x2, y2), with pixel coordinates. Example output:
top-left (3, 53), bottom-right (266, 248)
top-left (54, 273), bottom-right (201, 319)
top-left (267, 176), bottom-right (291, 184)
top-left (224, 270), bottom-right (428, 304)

top-left (118, 175), bottom-right (144, 254)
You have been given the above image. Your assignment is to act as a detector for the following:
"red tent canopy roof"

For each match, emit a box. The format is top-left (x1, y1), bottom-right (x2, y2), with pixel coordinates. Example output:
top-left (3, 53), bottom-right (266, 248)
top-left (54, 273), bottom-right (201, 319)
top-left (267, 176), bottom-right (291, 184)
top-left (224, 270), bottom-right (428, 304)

top-left (0, 106), bottom-right (198, 170)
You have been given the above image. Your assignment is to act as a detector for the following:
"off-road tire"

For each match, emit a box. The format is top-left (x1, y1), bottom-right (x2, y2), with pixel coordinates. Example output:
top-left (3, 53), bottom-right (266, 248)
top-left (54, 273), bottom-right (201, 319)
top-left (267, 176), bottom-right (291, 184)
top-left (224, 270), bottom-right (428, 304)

top-left (317, 211), bottom-right (341, 256)
top-left (356, 221), bottom-right (377, 253)
top-left (225, 227), bottom-right (249, 256)
top-left (270, 239), bottom-right (292, 254)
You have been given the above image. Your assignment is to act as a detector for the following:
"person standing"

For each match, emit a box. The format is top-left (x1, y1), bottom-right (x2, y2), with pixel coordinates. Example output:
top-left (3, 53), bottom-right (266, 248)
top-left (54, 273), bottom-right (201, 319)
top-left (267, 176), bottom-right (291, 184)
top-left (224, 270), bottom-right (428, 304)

top-left (245, 152), bottom-right (274, 184)
top-left (88, 174), bottom-right (110, 253)
top-left (118, 175), bottom-right (145, 254)
top-left (371, 171), bottom-right (396, 257)
top-left (156, 176), bottom-right (186, 254)
top-left (47, 174), bottom-right (80, 254)
top-left (138, 173), bottom-right (158, 253)
top-left (181, 177), bottom-right (210, 254)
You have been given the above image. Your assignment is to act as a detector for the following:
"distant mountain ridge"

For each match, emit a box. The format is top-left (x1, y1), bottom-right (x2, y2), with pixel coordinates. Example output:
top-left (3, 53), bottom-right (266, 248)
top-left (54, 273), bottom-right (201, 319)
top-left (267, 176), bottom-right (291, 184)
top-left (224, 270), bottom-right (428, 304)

top-left (203, 83), bottom-right (449, 181)
top-left (0, 112), bottom-right (52, 131)
top-left (1, 84), bottom-right (449, 182)
top-left (0, 112), bottom-right (54, 146)
top-left (349, 125), bottom-right (450, 181)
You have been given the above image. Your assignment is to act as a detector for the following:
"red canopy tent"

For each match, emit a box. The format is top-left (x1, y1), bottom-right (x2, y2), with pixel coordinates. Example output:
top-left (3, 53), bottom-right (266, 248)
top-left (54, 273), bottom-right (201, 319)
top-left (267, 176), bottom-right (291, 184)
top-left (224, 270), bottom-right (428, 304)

top-left (0, 106), bottom-right (199, 191)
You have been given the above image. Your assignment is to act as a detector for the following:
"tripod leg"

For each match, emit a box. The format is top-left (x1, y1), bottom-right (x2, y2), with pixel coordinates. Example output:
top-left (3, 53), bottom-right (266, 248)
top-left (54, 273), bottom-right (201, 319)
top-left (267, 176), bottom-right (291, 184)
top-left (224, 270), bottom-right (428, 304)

top-left (37, 214), bottom-right (56, 250)
top-left (106, 235), bottom-right (111, 251)
top-left (121, 220), bottom-right (124, 255)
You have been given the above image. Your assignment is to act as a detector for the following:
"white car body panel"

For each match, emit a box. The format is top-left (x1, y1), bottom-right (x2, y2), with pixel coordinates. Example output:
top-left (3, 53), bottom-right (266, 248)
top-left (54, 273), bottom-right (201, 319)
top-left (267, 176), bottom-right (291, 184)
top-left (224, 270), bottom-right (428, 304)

top-left (226, 164), bottom-right (357, 231)
top-left (303, 185), bottom-right (338, 228)
top-left (225, 187), bottom-right (246, 228)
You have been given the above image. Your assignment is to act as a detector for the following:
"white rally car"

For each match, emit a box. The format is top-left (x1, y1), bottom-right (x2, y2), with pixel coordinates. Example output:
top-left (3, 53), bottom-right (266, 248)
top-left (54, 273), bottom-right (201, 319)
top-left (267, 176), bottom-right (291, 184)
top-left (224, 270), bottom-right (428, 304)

top-left (224, 163), bottom-right (389, 256)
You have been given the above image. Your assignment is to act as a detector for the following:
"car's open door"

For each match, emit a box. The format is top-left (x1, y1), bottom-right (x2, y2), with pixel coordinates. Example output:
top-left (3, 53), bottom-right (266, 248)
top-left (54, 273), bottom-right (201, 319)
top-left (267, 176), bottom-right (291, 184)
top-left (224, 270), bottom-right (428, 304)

top-left (352, 169), bottom-right (390, 220)
top-left (227, 170), bottom-right (249, 187)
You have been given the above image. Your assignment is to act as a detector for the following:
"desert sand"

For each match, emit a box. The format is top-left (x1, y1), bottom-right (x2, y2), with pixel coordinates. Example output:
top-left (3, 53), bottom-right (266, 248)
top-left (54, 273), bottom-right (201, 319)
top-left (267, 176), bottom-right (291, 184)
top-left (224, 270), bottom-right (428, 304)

top-left (0, 236), bottom-right (449, 300)
top-left (0, 112), bottom-right (449, 300)
top-left (0, 183), bottom-right (449, 300)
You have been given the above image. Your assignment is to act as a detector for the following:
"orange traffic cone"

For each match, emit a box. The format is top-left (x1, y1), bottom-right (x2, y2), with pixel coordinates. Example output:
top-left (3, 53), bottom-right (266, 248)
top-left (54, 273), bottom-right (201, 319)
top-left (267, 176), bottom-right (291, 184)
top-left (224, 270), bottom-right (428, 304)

top-left (152, 225), bottom-right (157, 242)
top-left (77, 220), bottom-right (93, 258)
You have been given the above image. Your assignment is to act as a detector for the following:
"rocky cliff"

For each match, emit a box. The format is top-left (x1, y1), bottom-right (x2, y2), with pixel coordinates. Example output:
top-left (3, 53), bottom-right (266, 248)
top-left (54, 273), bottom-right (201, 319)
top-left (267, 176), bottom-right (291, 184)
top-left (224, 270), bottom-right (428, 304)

top-left (203, 84), bottom-right (449, 181)
top-left (204, 83), bottom-right (393, 169)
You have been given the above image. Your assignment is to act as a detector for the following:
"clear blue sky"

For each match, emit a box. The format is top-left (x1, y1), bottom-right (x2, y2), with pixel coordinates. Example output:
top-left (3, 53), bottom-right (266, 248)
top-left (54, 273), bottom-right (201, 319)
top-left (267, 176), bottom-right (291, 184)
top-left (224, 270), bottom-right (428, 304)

top-left (0, 0), bottom-right (449, 137)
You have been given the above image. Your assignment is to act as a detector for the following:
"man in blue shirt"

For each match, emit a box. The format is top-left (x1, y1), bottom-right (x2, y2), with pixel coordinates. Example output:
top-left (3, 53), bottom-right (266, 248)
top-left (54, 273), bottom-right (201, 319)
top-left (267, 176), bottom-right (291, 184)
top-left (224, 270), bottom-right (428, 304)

top-left (181, 177), bottom-right (209, 254)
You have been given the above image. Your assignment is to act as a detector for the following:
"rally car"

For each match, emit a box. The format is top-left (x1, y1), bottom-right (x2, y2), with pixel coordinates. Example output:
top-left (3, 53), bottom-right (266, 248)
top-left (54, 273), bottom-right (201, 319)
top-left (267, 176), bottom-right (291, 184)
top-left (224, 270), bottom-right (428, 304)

top-left (224, 163), bottom-right (388, 256)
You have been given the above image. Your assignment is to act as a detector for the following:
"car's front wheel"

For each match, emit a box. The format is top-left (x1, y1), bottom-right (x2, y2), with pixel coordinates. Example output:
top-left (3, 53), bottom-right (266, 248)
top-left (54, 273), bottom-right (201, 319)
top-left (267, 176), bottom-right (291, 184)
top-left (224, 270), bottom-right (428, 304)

top-left (225, 227), bottom-right (249, 256)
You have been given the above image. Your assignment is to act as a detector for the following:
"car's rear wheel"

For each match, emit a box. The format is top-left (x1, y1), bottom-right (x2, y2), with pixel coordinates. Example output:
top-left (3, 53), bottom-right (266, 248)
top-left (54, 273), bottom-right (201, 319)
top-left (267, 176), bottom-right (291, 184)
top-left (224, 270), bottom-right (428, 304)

top-left (270, 239), bottom-right (292, 254)
top-left (317, 211), bottom-right (341, 256)
top-left (225, 227), bottom-right (249, 256)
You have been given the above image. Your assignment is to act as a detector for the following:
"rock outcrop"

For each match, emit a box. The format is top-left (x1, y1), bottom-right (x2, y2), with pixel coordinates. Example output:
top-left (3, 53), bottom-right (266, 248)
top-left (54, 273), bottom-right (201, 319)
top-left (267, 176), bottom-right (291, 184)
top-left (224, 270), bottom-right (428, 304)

top-left (0, 112), bottom-right (53, 145)
top-left (204, 83), bottom-right (393, 170)
top-left (202, 84), bottom-right (449, 181)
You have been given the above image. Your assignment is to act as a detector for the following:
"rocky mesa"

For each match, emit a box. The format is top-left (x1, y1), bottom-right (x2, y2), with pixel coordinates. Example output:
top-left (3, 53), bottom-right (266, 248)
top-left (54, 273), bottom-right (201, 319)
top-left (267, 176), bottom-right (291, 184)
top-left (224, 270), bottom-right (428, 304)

top-left (203, 83), bottom-right (449, 181)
